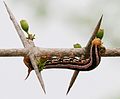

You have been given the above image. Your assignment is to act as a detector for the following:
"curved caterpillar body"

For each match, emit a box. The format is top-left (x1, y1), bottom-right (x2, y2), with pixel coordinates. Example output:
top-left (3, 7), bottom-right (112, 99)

top-left (45, 38), bottom-right (102, 71)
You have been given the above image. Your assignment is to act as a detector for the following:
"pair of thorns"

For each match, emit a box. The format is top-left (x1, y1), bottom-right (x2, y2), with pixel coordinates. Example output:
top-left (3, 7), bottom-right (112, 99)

top-left (4, 1), bottom-right (104, 94)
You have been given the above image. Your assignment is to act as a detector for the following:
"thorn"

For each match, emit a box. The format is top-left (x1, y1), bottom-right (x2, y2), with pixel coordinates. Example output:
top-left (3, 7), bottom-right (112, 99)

top-left (92, 15), bottom-right (103, 41)
top-left (66, 70), bottom-right (80, 95)
top-left (96, 15), bottom-right (103, 31)
top-left (93, 15), bottom-right (103, 38)
top-left (24, 68), bottom-right (32, 80)
top-left (86, 15), bottom-right (103, 52)
top-left (3, 1), bottom-right (11, 19)
top-left (23, 56), bottom-right (33, 80)
top-left (37, 71), bottom-right (46, 94)
top-left (24, 55), bottom-right (46, 94)
top-left (3, 1), bottom-right (6, 7)
top-left (3, 2), bottom-right (46, 93)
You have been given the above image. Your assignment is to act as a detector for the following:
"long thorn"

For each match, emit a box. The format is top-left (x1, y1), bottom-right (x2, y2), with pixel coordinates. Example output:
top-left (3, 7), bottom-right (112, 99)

top-left (29, 55), bottom-right (46, 94)
top-left (86, 15), bottom-right (103, 50)
top-left (66, 70), bottom-right (79, 95)
top-left (3, 1), bottom-right (29, 47)
top-left (67, 15), bottom-right (103, 94)
top-left (34, 66), bottom-right (46, 94)
top-left (38, 72), bottom-right (46, 94)
top-left (4, 1), bottom-right (46, 93)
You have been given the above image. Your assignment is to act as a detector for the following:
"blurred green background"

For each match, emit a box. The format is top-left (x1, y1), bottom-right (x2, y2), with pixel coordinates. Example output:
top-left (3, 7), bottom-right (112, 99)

top-left (0, 0), bottom-right (120, 99)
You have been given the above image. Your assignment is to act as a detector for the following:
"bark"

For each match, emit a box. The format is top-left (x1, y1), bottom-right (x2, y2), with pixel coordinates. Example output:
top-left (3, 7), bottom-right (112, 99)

top-left (0, 47), bottom-right (119, 57)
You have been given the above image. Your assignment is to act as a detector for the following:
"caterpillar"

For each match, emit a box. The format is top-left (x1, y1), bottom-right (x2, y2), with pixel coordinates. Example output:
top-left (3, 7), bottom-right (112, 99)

top-left (45, 38), bottom-right (102, 71)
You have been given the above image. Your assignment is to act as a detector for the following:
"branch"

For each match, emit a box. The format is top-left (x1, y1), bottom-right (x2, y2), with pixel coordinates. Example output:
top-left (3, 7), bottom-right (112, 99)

top-left (30, 47), bottom-right (120, 57)
top-left (0, 48), bottom-right (27, 57)
top-left (0, 47), bottom-right (120, 57)
top-left (102, 48), bottom-right (120, 56)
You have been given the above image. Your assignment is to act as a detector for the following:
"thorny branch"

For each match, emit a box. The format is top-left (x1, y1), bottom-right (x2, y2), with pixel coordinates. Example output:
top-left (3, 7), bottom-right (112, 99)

top-left (1, 1), bottom-right (120, 94)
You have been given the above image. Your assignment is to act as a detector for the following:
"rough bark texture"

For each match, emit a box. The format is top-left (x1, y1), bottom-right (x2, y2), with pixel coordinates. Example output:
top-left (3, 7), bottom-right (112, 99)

top-left (0, 47), bottom-right (119, 57)
top-left (0, 48), bottom-right (27, 57)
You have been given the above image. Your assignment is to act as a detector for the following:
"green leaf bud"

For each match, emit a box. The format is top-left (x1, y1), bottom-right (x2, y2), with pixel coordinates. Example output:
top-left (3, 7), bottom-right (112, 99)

top-left (96, 29), bottom-right (104, 39)
top-left (73, 43), bottom-right (82, 48)
top-left (20, 20), bottom-right (29, 33)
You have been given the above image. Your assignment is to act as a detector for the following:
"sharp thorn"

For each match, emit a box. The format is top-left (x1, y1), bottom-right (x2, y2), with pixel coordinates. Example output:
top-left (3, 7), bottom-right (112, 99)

top-left (95, 15), bottom-right (103, 32)
top-left (86, 15), bottom-right (103, 50)
top-left (92, 14), bottom-right (103, 40)
top-left (24, 72), bottom-right (30, 80)
top-left (37, 72), bottom-right (46, 94)
top-left (24, 68), bottom-right (32, 80)
top-left (66, 70), bottom-right (80, 95)
top-left (93, 14), bottom-right (103, 38)
top-left (29, 55), bottom-right (46, 94)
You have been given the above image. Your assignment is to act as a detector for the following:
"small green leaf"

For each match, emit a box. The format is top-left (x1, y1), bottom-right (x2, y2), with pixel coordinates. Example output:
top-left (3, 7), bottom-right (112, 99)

top-left (96, 29), bottom-right (104, 39)
top-left (20, 20), bottom-right (29, 33)
top-left (37, 57), bottom-right (47, 71)
top-left (73, 43), bottom-right (82, 48)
